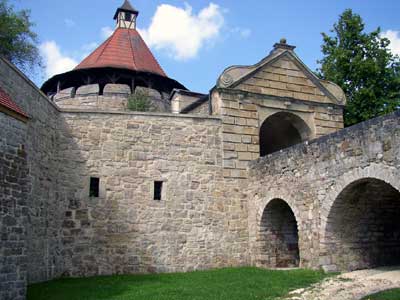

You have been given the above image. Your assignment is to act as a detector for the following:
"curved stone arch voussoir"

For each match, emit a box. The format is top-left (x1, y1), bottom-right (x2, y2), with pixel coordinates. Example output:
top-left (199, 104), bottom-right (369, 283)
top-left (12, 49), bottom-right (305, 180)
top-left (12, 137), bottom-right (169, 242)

top-left (252, 190), bottom-right (303, 267)
top-left (320, 163), bottom-right (400, 244)
top-left (256, 191), bottom-right (301, 228)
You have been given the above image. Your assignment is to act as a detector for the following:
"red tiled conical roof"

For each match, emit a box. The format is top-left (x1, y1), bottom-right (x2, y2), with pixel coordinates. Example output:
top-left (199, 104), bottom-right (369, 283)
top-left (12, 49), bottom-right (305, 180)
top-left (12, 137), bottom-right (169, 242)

top-left (75, 28), bottom-right (167, 77)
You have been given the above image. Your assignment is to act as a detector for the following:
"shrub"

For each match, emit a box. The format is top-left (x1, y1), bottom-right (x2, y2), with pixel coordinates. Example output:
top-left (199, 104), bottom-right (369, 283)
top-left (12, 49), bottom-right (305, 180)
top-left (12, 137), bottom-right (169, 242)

top-left (127, 89), bottom-right (152, 112)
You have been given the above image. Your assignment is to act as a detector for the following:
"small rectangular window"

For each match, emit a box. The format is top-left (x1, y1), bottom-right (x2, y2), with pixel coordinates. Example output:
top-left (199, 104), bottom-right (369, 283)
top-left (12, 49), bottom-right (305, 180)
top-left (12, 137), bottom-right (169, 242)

top-left (125, 12), bottom-right (132, 21)
top-left (154, 181), bottom-right (163, 201)
top-left (90, 177), bottom-right (100, 198)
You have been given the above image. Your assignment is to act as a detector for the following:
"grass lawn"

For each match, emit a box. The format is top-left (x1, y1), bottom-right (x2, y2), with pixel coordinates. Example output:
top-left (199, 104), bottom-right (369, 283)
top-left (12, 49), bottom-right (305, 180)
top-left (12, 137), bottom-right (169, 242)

top-left (27, 267), bottom-right (330, 300)
top-left (362, 289), bottom-right (400, 300)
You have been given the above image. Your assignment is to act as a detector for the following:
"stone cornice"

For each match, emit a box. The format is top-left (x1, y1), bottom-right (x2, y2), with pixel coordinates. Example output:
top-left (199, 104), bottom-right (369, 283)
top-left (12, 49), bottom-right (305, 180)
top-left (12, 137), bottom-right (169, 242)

top-left (215, 87), bottom-right (345, 109)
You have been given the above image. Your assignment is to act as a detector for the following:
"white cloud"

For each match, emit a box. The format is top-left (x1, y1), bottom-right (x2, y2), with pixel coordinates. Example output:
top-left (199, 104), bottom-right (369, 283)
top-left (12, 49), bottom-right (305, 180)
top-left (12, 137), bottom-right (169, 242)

top-left (231, 27), bottom-right (252, 39)
top-left (40, 25), bottom-right (113, 79)
top-left (101, 26), bottom-right (114, 39)
top-left (40, 41), bottom-right (78, 78)
top-left (139, 3), bottom-right (224, 61)
top-left (381, 30), bottom-right (400, 56)
top-left (64, 18), bottom-right (75, 28)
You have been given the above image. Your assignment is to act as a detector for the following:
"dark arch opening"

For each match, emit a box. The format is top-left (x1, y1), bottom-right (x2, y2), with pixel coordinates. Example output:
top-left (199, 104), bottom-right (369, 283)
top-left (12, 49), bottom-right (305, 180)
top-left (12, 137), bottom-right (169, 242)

top-left (257, 199), bottom-right (300, 268)
top-left (325, 178), bottom-right (400, 271)
top-left (259, 112), bottom-right (311, 156)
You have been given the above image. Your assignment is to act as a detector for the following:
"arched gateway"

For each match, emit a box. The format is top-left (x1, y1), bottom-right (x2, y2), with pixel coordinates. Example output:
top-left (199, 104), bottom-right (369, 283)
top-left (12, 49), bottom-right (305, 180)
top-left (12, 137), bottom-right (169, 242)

top-left (259, 112), bottom-right (312, 156)
top-left (324, 178), bottom-right (400, 271)
top-left (257, 199), bottom-right (300, 268)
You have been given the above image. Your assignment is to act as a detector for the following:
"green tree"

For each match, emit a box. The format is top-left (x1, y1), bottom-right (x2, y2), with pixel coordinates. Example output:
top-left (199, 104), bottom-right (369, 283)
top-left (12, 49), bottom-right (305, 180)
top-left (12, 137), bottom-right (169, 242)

top-left (318, 9), bottom-right (400, 126)
top-left (0, 0), bottom-right (41, 73)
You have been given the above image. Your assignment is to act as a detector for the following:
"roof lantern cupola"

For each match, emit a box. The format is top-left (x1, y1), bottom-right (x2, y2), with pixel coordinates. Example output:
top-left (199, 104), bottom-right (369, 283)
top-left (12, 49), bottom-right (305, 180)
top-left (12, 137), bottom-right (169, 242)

top-left (113, 0), bottom-right (139, 29)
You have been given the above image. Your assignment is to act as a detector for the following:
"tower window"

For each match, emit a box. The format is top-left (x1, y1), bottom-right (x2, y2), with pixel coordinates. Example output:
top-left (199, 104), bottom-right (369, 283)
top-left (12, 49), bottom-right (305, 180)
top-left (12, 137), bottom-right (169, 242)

top-left (90, 177), bottom-right (100, 198)
top-left (154, 181), bottom-right (163, 201)
top-left (125, 12), bottom-right (132, 21)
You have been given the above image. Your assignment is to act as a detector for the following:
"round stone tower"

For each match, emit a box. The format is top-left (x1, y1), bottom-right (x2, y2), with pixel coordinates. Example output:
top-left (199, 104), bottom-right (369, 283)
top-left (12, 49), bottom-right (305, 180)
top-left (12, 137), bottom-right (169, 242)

top-left (41, 0), bottom-right (186, 112)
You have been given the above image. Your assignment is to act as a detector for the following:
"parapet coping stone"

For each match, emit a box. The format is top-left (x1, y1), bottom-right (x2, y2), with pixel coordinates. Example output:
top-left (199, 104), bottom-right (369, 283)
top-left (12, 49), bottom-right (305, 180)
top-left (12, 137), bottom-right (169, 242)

top-left (60, 108), bottom-right (222, 122)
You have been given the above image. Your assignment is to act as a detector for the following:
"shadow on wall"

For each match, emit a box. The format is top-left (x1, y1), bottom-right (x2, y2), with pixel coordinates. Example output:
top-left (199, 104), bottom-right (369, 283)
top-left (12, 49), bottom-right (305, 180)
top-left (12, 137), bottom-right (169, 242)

top-left (259, 112), bottom-right (312, 156)
top-left (256, 199), bottom-right (300, 268)
top-left (324, 178), bottom-right (400, 271)
top-left (57, 115), bottom-right (160, 277)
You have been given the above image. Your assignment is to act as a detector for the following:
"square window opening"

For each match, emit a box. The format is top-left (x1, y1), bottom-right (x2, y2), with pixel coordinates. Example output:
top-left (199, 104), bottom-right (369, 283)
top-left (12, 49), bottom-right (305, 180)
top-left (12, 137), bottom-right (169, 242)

top-left (154, 181), bottom-right (163, 201)
top-left (90, 177), bottom-right (100, 198)
top-left (125, 12), bottom-right (132, 21)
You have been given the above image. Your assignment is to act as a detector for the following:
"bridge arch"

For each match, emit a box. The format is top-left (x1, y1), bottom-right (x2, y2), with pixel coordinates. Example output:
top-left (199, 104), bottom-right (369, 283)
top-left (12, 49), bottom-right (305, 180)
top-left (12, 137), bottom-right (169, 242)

top-left (256, 198), bottom-right (300, 268)
top-left (259, 112), bottom-right (312, 156)
top-left (320, 166), bottom-right (400, 271)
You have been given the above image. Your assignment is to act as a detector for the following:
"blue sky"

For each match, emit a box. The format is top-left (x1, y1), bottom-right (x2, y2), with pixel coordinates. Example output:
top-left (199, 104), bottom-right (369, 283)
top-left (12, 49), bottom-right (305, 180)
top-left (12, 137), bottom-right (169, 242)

top-left (12, 0), bottom-right (400, 93)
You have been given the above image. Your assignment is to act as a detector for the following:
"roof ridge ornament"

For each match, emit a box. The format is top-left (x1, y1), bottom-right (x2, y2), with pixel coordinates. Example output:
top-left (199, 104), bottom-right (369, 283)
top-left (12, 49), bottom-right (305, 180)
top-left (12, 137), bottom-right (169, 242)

top-left (273, 38), bottom-right (296, 51)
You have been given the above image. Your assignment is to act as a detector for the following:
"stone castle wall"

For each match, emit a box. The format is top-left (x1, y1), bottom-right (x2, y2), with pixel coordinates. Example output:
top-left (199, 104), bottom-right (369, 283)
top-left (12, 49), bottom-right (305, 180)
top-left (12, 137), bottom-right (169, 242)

top-left (54, 84), bottom-right (171, 113)
top-left (0, 113), bottom-right (28, 300)
top-left (0, 59), bottom-right (64, 299)
top-left (1, 55), bottom-right (400, 299)
top-left (247, 110), bottom-right (400, 271)
top-left (0, 60), bottom-right (250, 290)
top-left (57, 110), bottom-right (249, 276)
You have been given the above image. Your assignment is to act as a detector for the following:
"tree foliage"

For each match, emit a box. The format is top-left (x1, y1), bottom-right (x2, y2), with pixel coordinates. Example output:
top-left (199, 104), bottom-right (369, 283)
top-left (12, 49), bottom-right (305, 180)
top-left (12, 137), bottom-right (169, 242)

top-left (318, 9), bottom-right (400, 126)
top-left (0, 0), bottom-right (41, 73)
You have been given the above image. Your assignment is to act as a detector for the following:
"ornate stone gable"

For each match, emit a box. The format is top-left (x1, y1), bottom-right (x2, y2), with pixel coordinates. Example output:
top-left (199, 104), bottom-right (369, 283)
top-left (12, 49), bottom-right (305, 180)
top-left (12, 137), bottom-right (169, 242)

top-left (216, 43), bottom-right (346, 107)
top-left (236, 54), bottom-right (333, 104)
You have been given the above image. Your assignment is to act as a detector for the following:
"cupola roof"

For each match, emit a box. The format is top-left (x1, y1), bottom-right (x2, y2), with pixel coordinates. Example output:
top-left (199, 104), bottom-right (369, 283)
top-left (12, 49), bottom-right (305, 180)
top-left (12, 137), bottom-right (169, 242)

top-left (74, 28), bottom-right (166, 77)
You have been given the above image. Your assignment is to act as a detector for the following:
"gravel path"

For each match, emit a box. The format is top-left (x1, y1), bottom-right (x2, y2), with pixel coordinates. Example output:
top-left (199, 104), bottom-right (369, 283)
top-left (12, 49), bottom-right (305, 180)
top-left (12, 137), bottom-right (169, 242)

top-left (284, 267), bottom-right (400, 300)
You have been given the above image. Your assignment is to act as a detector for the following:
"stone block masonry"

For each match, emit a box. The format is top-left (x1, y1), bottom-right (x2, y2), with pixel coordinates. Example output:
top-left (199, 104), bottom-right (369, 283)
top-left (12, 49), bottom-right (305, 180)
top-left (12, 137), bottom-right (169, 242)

top-left (213, 90), bottom-right (260, 179)
top-left (0, 58), bottom-right (63, 290)
top-left (1, 52), bottom-right (400, 300)
top-left (247, 110), bottom-right (400, 271)
top-left (57, 110), bottom-right (249, 276)
top-left (0, 113), bottom-right (29, 300)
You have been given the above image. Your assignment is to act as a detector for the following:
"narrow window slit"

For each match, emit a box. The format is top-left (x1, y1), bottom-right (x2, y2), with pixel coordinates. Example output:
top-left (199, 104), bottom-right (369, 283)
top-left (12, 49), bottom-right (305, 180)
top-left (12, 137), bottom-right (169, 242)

top-left (154, 181), bottom-right (163, 201)
top-left (90, 177), bottom-right (100, 198)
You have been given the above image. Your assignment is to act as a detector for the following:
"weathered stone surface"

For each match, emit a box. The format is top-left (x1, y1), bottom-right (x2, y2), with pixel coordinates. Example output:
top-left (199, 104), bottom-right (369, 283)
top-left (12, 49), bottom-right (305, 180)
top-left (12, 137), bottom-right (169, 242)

top-left (54, 84), bottom-right (171, 113)
top-left (0, 59), bottom-right (62, 299)
top-left (0, 42), bottom-right (399, 300)
top-left (56, 111), bottom-right (251, 276)
top-left (247, 110), bottom-right (400, 271)
top-left (0, 113), bottom-right (28, 300)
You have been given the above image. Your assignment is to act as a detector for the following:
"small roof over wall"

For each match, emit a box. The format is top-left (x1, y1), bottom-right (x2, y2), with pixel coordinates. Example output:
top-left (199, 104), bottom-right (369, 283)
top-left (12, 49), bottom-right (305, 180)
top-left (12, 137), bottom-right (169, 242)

top-left (0, 86), bottom-right (29, 122)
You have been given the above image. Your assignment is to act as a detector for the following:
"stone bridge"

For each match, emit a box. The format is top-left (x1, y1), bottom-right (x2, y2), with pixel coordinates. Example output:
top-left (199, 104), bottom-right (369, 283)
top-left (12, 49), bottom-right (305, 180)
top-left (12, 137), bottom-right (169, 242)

top-left (247, 110), bottom-right (400, 272)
